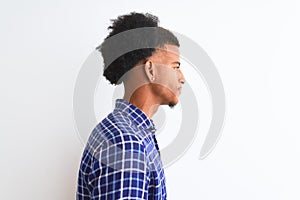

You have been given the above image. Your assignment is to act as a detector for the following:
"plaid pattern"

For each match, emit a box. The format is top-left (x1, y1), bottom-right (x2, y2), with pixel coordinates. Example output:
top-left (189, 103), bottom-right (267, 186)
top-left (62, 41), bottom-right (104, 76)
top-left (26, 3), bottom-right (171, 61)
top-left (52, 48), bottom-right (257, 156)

top-left (77, 99), bottom-right (167, 200)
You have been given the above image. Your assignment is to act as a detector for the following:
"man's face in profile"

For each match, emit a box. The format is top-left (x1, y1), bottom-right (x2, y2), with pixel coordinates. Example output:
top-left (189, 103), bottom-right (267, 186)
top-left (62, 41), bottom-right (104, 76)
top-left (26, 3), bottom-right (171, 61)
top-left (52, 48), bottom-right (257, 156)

top-left (150, 44), bottom-right (186, 108)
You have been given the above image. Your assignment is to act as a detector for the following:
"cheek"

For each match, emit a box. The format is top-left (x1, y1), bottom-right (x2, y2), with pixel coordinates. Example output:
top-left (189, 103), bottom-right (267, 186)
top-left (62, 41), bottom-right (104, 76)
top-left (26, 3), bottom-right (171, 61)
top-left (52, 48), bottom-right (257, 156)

top-left (165, 72), bottom-right (178, 92)
top-left (156, 68), bottom-right (178, 90)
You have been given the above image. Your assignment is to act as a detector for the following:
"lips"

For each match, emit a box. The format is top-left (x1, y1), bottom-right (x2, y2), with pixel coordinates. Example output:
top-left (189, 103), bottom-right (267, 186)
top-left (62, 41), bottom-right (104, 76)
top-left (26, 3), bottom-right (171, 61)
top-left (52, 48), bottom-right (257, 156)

top-left (177, 87), bottom-right (182, 95)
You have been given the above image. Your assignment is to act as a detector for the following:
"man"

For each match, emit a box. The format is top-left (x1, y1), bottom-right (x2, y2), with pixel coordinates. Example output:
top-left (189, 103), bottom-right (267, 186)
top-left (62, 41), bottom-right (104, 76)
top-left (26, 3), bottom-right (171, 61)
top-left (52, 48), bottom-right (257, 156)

top-left (77, 12), bottom-right (185, 200)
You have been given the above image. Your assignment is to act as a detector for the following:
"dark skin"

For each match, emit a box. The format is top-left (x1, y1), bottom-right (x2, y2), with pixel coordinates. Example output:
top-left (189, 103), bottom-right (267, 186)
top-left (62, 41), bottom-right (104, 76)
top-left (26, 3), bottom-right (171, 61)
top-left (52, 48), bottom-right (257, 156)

top-left (123, 44), bottom-right (185, 118)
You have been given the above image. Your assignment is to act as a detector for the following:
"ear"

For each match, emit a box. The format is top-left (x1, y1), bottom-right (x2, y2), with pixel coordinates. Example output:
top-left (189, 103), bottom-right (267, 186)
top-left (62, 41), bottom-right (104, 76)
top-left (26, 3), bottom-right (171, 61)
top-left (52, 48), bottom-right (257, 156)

top-left (144, 60), bottom-right (156, 82)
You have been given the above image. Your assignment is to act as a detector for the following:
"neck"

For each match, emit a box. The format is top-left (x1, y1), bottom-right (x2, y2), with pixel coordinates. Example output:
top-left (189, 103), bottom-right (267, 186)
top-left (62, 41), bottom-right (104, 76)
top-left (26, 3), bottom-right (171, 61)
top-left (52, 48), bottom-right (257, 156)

top-left (123, 85), bottom-right (160, 119)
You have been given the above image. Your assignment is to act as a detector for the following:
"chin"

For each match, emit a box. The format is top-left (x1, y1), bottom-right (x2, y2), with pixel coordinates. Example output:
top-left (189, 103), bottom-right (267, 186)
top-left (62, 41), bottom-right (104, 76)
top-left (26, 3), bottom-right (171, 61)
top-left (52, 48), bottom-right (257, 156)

top-left (168, 97), bottom-right (179, 108)
top-left (168, 103), bottom-right (176, 108)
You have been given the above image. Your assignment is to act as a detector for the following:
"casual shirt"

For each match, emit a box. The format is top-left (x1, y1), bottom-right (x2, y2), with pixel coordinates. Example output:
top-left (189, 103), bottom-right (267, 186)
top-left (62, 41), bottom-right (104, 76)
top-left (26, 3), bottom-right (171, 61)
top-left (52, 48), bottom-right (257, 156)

top-left (76, 99), bottom-right (167, 200)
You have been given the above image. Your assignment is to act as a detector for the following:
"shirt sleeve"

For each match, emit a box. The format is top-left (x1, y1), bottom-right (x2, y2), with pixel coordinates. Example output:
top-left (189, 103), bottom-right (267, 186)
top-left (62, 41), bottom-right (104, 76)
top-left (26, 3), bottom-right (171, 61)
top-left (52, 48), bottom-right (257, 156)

top-left (89, 134), bottom-right (150, 200)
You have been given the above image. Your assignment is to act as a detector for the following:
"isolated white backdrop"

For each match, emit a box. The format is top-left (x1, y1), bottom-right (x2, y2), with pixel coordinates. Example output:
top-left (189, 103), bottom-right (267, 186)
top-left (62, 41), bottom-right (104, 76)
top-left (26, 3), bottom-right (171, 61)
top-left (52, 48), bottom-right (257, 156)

top-left (1, 0), bottom-right (300, 199)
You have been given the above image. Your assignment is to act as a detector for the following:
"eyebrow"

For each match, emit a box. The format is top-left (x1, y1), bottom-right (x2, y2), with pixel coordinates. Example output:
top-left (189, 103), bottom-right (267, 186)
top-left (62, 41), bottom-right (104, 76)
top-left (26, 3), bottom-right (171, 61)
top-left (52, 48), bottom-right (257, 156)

top-left (172, 61), bottom-right (181, 66)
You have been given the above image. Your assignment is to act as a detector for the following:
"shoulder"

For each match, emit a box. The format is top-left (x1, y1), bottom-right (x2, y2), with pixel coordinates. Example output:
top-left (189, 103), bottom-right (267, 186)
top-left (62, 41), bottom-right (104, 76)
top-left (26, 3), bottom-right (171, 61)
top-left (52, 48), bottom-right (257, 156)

top-left (86, 110), bottom-right (144, 155)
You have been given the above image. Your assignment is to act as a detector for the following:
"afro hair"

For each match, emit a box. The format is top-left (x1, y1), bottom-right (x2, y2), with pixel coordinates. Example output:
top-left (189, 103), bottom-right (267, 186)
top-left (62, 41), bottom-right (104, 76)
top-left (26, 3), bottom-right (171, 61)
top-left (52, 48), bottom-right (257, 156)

top-left (97, 12), bottom-right (179, 85)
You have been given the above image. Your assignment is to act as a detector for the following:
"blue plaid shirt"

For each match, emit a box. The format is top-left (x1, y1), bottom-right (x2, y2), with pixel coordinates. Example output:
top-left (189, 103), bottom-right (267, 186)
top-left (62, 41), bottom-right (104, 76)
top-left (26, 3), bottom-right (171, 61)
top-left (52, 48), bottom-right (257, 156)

top-left (77, 99), bottom-right (167, 200)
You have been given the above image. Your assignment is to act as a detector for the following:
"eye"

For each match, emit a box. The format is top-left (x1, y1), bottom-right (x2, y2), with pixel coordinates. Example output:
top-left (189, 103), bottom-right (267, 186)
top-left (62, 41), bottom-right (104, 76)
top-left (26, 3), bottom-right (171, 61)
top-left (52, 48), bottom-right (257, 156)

top-left (172, 66), bottom-right (180, 71)
top-left (171, 62), bottom-right (181, 71)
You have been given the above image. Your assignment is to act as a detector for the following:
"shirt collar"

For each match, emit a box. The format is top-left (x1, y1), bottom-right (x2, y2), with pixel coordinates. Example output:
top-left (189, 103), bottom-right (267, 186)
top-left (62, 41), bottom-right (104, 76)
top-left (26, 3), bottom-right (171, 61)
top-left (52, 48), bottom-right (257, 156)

top-left (114, 99), bottom-right (156, 133)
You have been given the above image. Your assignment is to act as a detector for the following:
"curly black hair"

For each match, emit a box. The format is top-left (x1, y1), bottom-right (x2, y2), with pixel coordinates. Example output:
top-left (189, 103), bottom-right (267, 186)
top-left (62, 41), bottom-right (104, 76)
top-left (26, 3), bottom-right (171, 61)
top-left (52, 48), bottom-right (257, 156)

top-left (97, 12), bottom-right (179, 85)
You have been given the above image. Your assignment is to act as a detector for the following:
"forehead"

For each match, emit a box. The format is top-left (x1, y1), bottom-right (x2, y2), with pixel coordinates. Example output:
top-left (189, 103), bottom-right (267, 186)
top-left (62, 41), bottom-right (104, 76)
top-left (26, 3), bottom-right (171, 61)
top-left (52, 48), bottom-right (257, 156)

top-left (152, 44), bottom-right (180, 61)
top-left (163, 44), bottom-right (180, 55)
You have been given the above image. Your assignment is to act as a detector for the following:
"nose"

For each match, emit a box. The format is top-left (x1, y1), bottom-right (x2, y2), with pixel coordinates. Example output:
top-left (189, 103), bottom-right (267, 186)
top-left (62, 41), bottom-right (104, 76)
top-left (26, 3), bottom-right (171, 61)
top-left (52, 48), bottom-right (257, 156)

top-left (178, 69), bottom-right (186, 85)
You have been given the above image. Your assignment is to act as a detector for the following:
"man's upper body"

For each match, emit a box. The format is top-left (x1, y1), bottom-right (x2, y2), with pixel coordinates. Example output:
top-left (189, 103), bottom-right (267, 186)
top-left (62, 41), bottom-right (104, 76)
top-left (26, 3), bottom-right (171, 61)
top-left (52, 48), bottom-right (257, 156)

top-left (77, 99), bottom-right (166, 199)
top-left (76, 12), bottom-right (185, 200)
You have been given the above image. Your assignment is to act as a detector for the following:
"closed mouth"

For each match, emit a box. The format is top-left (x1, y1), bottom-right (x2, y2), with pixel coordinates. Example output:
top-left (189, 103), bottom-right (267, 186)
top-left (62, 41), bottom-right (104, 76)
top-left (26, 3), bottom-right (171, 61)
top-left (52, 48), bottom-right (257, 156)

top-left (177, 87), bottom-right (182, 95)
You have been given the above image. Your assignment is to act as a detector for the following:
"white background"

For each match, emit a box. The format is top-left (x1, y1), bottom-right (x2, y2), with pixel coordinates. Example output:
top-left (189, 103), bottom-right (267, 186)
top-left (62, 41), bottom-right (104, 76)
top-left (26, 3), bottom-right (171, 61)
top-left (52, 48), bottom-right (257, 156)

top-left (1, 0), bottom-right (300, 199)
